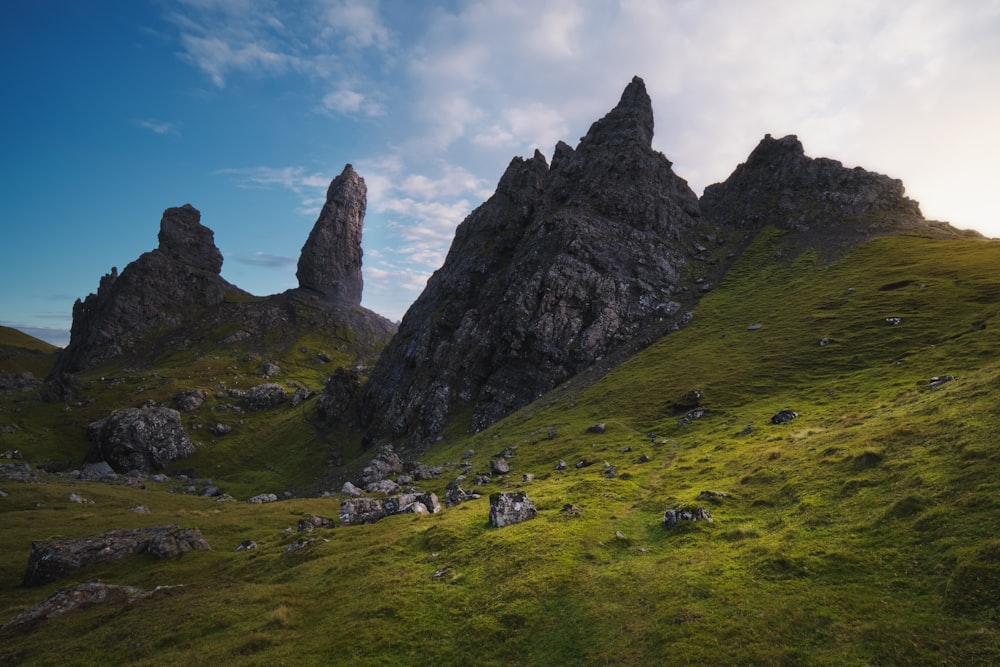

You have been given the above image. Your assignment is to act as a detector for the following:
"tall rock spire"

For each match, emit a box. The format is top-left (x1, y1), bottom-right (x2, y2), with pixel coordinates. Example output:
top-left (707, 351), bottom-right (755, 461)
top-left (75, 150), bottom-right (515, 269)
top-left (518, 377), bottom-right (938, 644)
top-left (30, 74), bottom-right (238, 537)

top-left (296, 164), bottom-right (365, 306)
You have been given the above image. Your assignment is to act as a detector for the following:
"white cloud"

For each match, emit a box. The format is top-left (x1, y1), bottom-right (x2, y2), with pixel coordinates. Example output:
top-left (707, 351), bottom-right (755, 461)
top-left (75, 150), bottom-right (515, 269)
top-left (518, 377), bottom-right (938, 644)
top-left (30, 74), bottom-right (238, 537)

top-left (135, 119), bottom-right (180, 135)
top-left (322, 88), bottom-right (385, 116)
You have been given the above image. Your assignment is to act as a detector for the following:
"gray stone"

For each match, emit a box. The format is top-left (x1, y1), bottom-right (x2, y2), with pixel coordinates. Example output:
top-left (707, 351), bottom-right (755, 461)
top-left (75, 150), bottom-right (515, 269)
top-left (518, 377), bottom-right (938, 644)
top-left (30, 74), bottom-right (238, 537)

top-left (770, 409), bottom-right (798, 424)
top-left (490, 458), bottom-right (510, 474)
top-left (246, 493), bottom-right (279, 504)
top-left (297, 515), bottom-right (336, 531)
top-left (85, 406), bottom-right (195, 474)
top-left (489, 491), bottom-right (537, 528)
top-left (662, 506), bottom-right (713, 529)
top-left (175, 390), bottom-right (206, 412)
top-left (245, 384), bottom-right (288, 411)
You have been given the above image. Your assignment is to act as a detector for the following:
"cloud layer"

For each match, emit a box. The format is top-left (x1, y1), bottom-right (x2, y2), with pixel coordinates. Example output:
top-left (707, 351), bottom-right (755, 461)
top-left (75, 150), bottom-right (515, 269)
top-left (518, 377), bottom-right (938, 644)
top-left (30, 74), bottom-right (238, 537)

top-left (168, 0), bottom-right (1000, 320)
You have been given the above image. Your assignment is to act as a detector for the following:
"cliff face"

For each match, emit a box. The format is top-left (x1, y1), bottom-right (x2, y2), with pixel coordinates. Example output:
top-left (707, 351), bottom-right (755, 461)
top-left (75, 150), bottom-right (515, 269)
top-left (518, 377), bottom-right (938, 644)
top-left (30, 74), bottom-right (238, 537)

top-left (360, 77), bottom-right (722, 447)
top-left (53, 205), bottom-right (244, 374)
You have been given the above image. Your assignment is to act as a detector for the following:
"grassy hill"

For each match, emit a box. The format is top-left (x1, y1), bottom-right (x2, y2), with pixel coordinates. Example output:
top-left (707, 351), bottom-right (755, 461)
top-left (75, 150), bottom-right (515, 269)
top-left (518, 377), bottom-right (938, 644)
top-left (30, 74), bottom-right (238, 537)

top-left (2, 230), bottom-right (999, 665)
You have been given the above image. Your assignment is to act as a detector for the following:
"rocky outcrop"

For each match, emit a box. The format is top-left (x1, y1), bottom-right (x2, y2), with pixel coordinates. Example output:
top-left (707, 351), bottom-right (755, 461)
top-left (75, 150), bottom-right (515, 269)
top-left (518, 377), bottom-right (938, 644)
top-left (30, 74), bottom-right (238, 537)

top-left (296, 164), bottom-right (365, 306)
top-left (22, 525), bottom-right (210, 586)
top-left (2, 582), bottom-right (176, 633)
top-left (51, 188), bottom-right (396, 379)
top-left (52, 205), bottom-right (245, 374)
top-left (339, 492), bottom-right (441, 526)
top-left (85, 406), bottom-right (196, 473)
top-left (361, 77), bottom-right (718, 446)
top-left (700, 134), bottom-right (971, 259)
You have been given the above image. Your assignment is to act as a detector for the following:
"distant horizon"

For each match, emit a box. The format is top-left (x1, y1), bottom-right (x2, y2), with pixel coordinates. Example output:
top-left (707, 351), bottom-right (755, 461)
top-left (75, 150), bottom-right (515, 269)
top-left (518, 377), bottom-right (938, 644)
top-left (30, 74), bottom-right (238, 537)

top-left (4, 1), bottom-right (999, 348)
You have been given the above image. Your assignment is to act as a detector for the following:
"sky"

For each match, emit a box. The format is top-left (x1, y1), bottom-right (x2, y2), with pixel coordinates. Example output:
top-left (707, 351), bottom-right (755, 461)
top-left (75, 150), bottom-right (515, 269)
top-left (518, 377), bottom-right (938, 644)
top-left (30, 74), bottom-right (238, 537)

top-left (2, 1), bottom-right (999, 347)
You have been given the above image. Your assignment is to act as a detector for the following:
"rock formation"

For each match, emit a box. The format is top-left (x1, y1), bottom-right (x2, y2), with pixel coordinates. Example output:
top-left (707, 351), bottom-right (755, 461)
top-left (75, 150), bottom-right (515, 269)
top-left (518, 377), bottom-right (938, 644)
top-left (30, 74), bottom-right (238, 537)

top-left (361, 77), bottom-right (720, 447)
top-left (50, 174), bottom-right (395, 378)
top-left (296, 164), bottom-right (365, 306)
top-left (52, 205), bottom-right (244, 374)
top-left (700, 133), bottom-right (971, 258)
top-left (85, 405), bottom-right (196, 473)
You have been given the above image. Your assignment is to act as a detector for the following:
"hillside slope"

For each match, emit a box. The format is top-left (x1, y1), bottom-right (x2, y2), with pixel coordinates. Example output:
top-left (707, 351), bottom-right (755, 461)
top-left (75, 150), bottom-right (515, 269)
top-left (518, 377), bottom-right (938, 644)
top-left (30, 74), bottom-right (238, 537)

top-left (2, 230), bottom-right (998, 665)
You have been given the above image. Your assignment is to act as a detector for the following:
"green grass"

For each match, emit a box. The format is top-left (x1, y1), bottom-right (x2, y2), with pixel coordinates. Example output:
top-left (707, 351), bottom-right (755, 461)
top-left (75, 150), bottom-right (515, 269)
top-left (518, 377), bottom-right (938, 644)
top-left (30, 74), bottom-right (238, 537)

top-left (3, 231), bottom-right (1000, 664)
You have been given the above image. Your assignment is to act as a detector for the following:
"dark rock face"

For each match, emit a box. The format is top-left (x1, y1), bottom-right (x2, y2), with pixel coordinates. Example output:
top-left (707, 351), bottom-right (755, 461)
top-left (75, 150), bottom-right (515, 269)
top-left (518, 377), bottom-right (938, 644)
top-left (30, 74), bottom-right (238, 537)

top-left (53, 205), bottom-right (244, 374)
top-left (699, 134), bottom-right (967, 259)
top-left (296, 164), bottom-right (365, 306)
top-left (361, 77), bottom-right (711, 446)
top-left (316, 367), bottom-right (361, 425)
top-left (22, 525), bottom-right (210, 586)
top-left (85, 406), bottom-right (196, 473)
top-left (489, 491), bottom-right (537, 528)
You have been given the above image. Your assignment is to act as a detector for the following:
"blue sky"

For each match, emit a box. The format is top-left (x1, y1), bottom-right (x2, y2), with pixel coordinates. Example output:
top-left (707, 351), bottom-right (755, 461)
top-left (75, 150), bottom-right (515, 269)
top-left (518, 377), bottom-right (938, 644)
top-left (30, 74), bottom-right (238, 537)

top-left (3, 0), bottom-right (999, 347)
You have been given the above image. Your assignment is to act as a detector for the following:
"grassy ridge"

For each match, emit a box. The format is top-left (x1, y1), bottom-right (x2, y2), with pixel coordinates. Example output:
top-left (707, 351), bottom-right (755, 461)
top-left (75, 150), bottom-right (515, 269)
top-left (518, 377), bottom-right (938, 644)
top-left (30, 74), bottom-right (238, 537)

top-left (2, 231), bottom-right (1000, 664)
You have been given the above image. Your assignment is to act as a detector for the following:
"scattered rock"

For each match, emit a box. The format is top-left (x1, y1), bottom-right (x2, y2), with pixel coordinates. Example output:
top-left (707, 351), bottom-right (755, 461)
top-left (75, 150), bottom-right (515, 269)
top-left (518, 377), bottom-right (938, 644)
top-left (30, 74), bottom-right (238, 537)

top-left (339, 492), bottom-right (442, 526)
top-left (77, 461), bottom-right (116, 481)
top-left (147, 527), bottom-right (211, 558)
top-left (366, 479), bottom-right (401, 494)
top-left (246, 493), bottom-right (279, 504)
top-left (85, 406), bottom-right (196, 474)
top-left (340, 481), bottom-right (363, 497)
top-left (174, 390), bottom-right (206, 412)
top-left (289, 387), bottom-right (311, 408)
top-left (587, 423), bottom-right (607, 434)
top-left (358, 445), bottom-right (404, 488)
top-left (555, 460), bottom-right (568, 471)
top-left (697, 490), bottom-right (731, 504)
top-left (22, 525), bottom-right (210, 586)
top-left (929, 375), bottom-right (955, 389)
top-left (770, 409), bottom-right (798, 424)
top-left (68, 493), bottom-right (93, 505)
top-left (244, 384), bottom-right (288, 411)
top-left (488, 491), bottom-right (537, 528)
top-left (297, 515), bottom-right (336, 532)
top-left (490, 458), bottom-right (510, 474)
top-left (662, 506), bottom-right (714, 529)
top-left (747, 323), bottom-right (763, 331)
top-left (130, 505), bottom-right (150, 513)
top-left (560, 504), bottom-right (581, 516)
top-left (236, 540), bottom-right (257, 552)
top-left (444, 487), bottom-right (481, 508)
top-left (819, 337), bottom-right (832, 346)
top-left (262, 362), bottom-right (280, 377)
top-left (212, 423), bottom-right (231, 435)
top-left (884, 317), bottom-right (903, 326)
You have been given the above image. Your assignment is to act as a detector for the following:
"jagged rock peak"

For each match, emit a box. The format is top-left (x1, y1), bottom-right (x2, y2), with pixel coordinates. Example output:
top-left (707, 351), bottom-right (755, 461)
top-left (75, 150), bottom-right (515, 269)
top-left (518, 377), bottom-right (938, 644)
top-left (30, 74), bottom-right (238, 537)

top-left (580, 75), bottom-right (654, 149)
top-left (701, 133), bottom-right (924, 234)
top-left (360, 76), bottom-right (711, 448)
top-left (156, 204), bottom-right (223, 273)
top-left (296, 164), bottom-right (365, 306)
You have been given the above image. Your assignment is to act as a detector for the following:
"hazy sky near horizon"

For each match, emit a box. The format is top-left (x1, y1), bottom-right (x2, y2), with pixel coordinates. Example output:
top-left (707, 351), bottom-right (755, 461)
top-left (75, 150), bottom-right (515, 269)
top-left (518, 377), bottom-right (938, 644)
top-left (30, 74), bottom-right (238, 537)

top-left (3, 0), bottom-right (999, 347)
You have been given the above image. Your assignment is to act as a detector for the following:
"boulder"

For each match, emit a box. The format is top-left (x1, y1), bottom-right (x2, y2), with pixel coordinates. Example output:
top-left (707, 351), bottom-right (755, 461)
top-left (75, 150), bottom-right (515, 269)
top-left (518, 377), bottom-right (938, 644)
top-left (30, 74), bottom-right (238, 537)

top-left (662, 506), bottom-right (713, 529)
top-left (22, 525), bottom-right (210, 586)
top-left (489, 492), bottom-right (537, 528)
top-left (445, 486), bottom-right (481, 508)
top-left (245, 384), bottom-right (288, 411)
top-left (298, 515), bottom-right (336, 531)
top-left (339, 492), bottom-right (442, 527)
top-left (85, 406), bottom-right (195, 474)
top-left (770, 409), bottom-right (798, 424)
top-left (358, 445), bottom-right (403, 487)
top-left (490, 458), bottom-right (510, 474)
top-left (247, 493), bottom-right (279, 504)
top-left (174, 390), bottom-right (206, 412)
top-left (339, 497), bottom-right (386, 526)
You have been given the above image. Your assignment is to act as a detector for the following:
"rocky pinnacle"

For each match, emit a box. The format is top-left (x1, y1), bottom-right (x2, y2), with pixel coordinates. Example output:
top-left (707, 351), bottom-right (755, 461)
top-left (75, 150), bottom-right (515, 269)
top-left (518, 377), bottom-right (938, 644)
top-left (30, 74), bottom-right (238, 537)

top-left (296, 164), bottom-right (365, 306)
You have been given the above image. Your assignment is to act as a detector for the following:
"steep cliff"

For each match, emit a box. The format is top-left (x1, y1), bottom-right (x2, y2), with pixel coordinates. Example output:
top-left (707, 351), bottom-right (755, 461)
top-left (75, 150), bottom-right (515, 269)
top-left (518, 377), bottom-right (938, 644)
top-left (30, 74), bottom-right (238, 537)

top-left (361, 77), bottom-right (726, 447)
